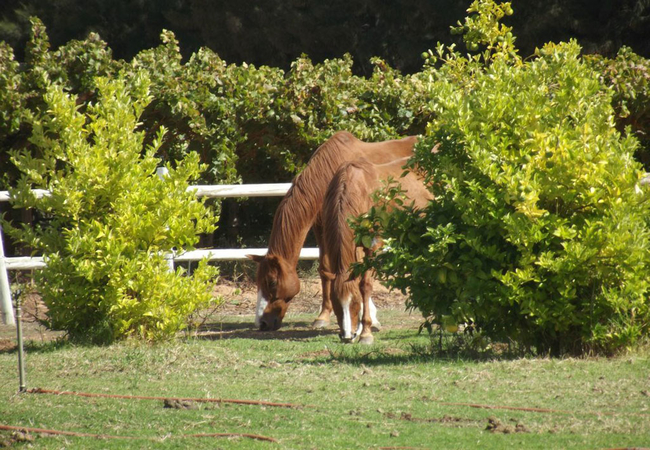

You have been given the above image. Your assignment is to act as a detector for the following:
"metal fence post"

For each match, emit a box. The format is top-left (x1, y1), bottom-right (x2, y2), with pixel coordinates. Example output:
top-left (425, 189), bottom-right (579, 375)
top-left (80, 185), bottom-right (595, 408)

top-left (15, 289), bottom-right (26, 393)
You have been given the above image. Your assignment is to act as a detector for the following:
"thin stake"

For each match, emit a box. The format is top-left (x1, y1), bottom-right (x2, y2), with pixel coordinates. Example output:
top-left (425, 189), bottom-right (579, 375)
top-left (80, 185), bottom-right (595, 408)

top-left (15, 289), bottom-right (26, 393)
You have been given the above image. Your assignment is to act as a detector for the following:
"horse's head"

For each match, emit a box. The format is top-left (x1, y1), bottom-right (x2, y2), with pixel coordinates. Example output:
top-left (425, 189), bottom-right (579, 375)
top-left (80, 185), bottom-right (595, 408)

top-left (248, 253), bottom-right (301, 331)
top-left (322, 271), bottom-right (363, 343)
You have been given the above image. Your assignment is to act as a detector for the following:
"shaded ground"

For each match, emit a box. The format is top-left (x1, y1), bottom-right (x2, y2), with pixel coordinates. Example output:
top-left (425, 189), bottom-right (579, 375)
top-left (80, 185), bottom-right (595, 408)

top-left (0, 277), bottom-right (420, 350)
top-left (215, 276), bottom-right (410, 315)
top-left (193, 277), bottom-right (422, 340)
top-left (0, 290), bottom-right (62, 352)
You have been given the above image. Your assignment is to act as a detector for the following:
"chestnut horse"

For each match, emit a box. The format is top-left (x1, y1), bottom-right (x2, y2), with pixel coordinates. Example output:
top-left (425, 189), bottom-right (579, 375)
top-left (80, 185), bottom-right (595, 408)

top-left (247, 131), bottom-right (416, 331)
top-left (321, 157), bottom-right (432, 344)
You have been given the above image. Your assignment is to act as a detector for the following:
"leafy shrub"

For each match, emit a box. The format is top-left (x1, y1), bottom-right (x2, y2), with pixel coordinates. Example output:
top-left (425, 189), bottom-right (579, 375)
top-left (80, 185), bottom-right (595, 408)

top-left (0, 43), bottom-right (24, 187)
top-left (587, 47), bottom-right (650, 169)
top-left (357, 0), bottom-right (650, 355)
top-left (3, 15), bottom-right (647, 189)
top-left (0, 18), bottom-right (121, 191)
top-left (131, 31), bottom-right (242, 185)
top-left (0, 43), bottom-right (22, 137)
top-left (5, 73), bottom-right (220, 343)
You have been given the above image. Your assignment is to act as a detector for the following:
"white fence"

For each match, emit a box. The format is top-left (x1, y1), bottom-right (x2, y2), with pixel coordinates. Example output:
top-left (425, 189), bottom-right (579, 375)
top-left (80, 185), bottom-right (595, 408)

top-left (0, 184), bottom-right (319, 326)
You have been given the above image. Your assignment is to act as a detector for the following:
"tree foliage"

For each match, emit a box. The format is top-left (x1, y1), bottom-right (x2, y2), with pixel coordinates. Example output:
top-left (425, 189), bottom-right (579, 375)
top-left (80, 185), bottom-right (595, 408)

top-left (587, 47), bottom-right (650, 168)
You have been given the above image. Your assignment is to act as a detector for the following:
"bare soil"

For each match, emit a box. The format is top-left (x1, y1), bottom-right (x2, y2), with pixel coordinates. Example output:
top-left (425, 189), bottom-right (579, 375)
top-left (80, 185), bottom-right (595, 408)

top-left (193, 277), bottom-right (422, 341)
top-left (0, 290), bottom-right (61, 352)
top-left (0, 278), bottom-right (417, 350)
top-left (214, 277), bottom-right (408, 315)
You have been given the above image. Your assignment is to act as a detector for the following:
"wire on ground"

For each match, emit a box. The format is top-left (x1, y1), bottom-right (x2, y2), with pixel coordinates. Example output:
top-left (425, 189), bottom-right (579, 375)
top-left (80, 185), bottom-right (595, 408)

top-left (0, 424), bottom-right (278, 443)
top-left (28, 387), bottom-right (307, 409)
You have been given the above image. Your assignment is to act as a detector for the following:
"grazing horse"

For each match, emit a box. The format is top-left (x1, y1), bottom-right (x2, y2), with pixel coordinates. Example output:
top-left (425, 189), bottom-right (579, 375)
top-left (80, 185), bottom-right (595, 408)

top-left (321, 157), bottom-right (432, 344)
top-left (247, 131), bottom-right (417, 331)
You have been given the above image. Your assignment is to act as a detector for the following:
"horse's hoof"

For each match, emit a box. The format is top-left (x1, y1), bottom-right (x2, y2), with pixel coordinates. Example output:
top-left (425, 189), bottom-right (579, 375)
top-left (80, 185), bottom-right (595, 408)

top-left (358, 335), bottom-right (374, 345)
top-left (312, 319), bottom-right (330, 329)
top-left (371, 323), bottom-right (381, 332)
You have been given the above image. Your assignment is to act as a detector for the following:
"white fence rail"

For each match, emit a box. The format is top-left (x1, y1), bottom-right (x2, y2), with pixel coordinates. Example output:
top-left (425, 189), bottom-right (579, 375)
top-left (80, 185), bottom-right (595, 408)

top-left (0, 183), bottom-right (318, 326)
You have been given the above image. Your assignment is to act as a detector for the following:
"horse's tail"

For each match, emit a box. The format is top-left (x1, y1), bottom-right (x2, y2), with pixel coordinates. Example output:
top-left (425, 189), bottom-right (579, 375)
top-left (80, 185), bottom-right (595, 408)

top-left (323, 158), bottom-right (378, 276)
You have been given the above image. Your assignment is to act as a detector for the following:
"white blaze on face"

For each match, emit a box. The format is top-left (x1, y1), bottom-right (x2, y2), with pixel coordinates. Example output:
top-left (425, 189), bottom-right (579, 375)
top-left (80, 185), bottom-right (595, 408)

top-left (254, 289), bottom-right (268, 327)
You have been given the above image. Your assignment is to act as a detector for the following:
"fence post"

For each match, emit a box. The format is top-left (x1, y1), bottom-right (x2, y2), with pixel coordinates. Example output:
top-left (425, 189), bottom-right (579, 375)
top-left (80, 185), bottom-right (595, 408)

top-left (15, 289), bottom-right (26, 392)
top-left (0, 223), bottom-right (16, 326)
top-left (156, 167), bottom-right (175, 272)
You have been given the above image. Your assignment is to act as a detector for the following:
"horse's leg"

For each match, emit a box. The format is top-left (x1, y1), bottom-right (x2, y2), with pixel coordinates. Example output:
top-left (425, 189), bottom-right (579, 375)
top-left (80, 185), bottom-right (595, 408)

top-left (312, 222), bottom-right (332, 328)
top-left (369, 297), bottom-right (381, 332)
top-left (366, 241), bottom-right (381, 332)
top-left (358, 267), bottom-right (375, 345)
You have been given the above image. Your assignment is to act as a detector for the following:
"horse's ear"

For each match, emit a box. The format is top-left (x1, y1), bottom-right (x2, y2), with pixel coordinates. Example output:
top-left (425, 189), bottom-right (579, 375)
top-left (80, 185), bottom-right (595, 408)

top-left (263, 254), bottom-right (282, 266)
top-left (246, 254), bottom-right (265, 263)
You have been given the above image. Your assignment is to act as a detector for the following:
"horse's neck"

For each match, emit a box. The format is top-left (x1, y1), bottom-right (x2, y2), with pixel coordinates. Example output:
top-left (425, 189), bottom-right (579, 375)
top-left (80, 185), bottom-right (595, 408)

top-left (267, 176), bottom-right (326, 264)
top-left (267, 203), bottom-right (313, 265)
top-left (266, 137), bottom-right (350, 263)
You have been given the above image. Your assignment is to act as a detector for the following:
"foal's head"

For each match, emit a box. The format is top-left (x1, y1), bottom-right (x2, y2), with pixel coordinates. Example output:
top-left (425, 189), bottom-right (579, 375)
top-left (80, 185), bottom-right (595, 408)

top-left (248, 253), bottom-right (301, 331)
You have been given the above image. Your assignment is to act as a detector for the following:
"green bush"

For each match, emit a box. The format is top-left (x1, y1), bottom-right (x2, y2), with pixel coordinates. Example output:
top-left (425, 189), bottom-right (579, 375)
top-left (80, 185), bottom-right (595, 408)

top-left (0, 43), bottom-right (22, 138)
top-left (357, 0), bottom-right (650, 355)
top-left (4, 73), bottom-right (220, 343)
top-left (131, 30), bottom-right (242, 185)
top-left (3, 15), bottom-right (646, 189)
top-left (587, 47), bottom-right (650, 169)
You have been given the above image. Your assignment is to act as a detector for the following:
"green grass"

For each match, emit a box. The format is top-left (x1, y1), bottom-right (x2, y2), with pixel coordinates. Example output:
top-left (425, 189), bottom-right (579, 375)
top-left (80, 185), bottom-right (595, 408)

top-left (1, 310), bottom-right (649, 449)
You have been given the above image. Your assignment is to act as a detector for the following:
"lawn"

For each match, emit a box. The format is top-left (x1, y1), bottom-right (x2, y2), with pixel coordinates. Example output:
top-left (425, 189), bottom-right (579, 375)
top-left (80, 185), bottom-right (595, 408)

top-left (1, 279), bottom-right (649, 449)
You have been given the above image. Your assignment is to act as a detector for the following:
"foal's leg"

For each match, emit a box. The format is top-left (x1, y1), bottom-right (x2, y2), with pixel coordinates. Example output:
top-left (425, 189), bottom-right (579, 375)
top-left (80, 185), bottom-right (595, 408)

top-left (369, 297), bottom-right (381, 332)
top-left (358, 269), bottom-right (375, 345)
top-left (312, 222), bottom-right (332, 328)
top-left (365, 242), bottom-right (381, 332)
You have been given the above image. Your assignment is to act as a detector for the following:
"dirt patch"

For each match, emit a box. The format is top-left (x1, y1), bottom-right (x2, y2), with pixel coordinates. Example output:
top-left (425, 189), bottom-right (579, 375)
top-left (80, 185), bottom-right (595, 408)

top-left (163, 399), bottom-right (198, 410)
top-left (0, 430), bottom-right (35, 448)
top-left (213, 277), bottom-right (409, 316)
top-left (1, 277), bottom-right (414, 350)
top-left (385, 411), bottom-right (480, 428)
top-left (194, 277), bottom-right (419, 340)
top-left (0, 290), bottom-right (62, 352)
top-left (485, 416), bottom-right (530, 434)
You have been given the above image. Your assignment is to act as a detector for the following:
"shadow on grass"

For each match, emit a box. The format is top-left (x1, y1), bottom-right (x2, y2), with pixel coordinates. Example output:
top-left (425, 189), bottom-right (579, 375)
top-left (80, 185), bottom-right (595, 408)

top-left (0, 336), bottom-right (70, 355)
top-left (192, 316), bottom-right (532, 364)
top-left (192, 320), bottom-right (339, 341)
top-left (299, 330), bottom-right (533, 367)
top-left (309, 345), bottom-right (529, 367)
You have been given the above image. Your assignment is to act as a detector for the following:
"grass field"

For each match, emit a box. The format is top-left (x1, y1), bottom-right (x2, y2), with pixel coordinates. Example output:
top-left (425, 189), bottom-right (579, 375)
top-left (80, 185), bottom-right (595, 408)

top-left (1, 278), bottom-right (649, 449)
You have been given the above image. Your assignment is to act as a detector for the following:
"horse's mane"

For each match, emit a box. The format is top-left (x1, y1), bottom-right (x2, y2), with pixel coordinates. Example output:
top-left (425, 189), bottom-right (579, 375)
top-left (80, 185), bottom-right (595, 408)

top-left (267, 132), bottom-right (358, 260)
top-left (322, 158), bottom-right (377, 276)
